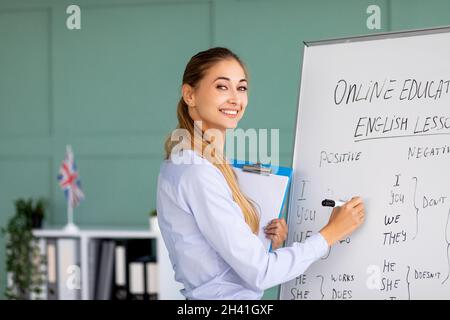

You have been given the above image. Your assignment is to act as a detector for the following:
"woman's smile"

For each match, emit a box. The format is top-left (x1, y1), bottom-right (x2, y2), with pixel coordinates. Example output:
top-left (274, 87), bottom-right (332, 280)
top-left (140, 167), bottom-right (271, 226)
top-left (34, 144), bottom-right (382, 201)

top-left (219, 108), bottom-right (239, 118)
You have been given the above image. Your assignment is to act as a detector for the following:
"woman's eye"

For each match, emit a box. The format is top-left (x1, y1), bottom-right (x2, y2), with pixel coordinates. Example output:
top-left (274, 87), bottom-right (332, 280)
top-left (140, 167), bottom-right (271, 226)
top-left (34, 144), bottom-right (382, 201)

top-left (216, 84), bottom-right (247, 91)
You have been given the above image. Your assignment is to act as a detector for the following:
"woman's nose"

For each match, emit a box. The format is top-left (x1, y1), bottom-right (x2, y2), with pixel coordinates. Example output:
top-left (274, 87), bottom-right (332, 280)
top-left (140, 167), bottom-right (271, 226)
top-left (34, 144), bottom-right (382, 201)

top-left (228, 89), bottom-right (240, 106)
top-left (228, 98), bottom-right (238, 106)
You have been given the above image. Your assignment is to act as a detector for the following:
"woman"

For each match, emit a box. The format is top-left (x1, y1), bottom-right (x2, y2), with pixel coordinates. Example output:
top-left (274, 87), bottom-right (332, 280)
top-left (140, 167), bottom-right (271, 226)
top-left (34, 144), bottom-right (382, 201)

top-left (156, 47), bottom-right (365, 300)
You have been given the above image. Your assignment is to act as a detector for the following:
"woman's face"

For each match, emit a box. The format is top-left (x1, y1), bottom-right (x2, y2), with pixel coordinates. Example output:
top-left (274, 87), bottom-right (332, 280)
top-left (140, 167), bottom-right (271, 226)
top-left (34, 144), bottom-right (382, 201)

top-left (183, 58), bottom-right (248, 133)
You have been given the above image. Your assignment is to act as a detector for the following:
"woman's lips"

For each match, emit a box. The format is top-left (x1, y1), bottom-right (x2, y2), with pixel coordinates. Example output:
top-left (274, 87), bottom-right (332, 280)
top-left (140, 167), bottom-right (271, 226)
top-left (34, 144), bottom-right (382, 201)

top-left (219, 108), bottom-right (239, 118)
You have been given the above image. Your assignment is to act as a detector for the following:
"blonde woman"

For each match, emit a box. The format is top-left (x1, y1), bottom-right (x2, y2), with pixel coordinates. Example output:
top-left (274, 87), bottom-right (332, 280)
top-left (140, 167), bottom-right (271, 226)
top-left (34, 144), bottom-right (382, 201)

top-left (156, 47), bottom-right (365, 300)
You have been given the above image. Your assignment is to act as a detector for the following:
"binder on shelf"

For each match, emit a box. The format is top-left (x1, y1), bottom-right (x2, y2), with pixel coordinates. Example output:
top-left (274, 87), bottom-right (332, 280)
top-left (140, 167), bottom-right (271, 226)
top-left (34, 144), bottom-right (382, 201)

top-left (95, 240), bottom-right (115, 300)
top-left (146, 259), bottom-right (158, 300)
top-left (128, 261), bottom-right (145, 300)
top-left (125, 239), bottom-right (155, 300)
top-left (57, 238), bottom-right (81, 300)
top-left (88, 239), bottom-right (101, 300)
top-left (46, 238), bottom-right (58, 300)
top-left (113, 240), bottom-right (128, 300)
top-left (231, 160), bottom-right (293, 251)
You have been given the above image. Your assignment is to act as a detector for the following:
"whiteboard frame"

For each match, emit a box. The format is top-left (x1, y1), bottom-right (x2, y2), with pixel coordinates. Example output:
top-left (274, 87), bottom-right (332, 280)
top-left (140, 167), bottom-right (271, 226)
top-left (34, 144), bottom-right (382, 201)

top-left (279, 25), bottom-right (450, 300)
top-left (304, 25), bottom-right (450, 47)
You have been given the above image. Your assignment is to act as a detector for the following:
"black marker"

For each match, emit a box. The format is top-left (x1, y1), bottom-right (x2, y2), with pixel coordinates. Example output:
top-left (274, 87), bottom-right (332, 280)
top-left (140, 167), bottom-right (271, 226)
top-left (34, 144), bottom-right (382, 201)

top-left (321, 199), bottom-right (346, 207)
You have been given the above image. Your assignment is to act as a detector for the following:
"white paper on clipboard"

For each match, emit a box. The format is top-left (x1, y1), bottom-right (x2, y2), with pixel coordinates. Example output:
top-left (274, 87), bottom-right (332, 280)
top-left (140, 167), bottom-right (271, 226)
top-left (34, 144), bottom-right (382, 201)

top-left (232, 165), bottom-right (291, 251)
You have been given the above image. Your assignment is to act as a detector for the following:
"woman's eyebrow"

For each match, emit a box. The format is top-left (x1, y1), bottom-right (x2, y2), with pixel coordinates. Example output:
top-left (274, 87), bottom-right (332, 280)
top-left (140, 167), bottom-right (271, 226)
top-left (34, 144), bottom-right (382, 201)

top-left (214, 76), bottom-right (247, 83)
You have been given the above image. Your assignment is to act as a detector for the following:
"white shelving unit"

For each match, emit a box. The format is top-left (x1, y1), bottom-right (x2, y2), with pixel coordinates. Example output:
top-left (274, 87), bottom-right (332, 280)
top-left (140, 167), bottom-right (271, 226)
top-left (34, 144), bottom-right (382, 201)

top-left (32, 226), bottom-right (184, 300)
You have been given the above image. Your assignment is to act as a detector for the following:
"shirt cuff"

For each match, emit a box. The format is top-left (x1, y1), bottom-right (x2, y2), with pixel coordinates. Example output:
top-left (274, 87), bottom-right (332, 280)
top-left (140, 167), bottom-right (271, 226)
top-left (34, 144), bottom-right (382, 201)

top-left (306, 232), bottom-right (330, 260)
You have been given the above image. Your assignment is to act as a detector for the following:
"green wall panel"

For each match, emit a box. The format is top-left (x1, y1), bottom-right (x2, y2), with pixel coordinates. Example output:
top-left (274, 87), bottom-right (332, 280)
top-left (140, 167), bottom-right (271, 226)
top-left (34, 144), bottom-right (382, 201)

top-left (0, 9), bottom-right (50, 137)
top-left (52, 1), bottom-right (211, 135)
top-left (390, 0), bottom-right (450, 30)
top-left (51, 156), bottom-right (161, 227)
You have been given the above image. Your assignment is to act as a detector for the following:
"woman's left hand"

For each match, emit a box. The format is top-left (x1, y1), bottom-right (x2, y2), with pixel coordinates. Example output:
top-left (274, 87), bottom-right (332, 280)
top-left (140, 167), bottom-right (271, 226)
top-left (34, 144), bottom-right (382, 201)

top-left (264, 218), bottom-right (288, 250)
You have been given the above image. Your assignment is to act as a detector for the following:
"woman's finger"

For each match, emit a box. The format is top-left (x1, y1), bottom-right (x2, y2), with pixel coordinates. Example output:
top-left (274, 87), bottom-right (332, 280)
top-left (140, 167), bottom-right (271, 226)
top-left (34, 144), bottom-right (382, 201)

top-left (266, 224), bottom-right (287, 232)
top-left (264, 227), bottom-right (280, 233)
top-left (266, 234), bottom-right (279, 241)
top-left (354, 203), bottom-right (365, 213)
top-left (266, 220), bottom-right (281, 227)
top-left (269, 218), bottom-right (285, 226)
top-left (266, 228), bottom-right (287, 237)
top-left (264, 224), bottom-right (281, 232)
top-left (265, 229), bottom-right (280, 236)
top-left (267, 219), bottom-right (285, 227)
top-left (266, 232), bottom-right (287, 239)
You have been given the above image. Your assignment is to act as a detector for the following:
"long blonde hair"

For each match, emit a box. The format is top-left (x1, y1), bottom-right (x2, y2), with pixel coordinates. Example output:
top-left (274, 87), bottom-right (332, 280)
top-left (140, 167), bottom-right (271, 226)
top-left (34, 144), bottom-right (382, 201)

top-left (164, 47), bottom-right (260, 234)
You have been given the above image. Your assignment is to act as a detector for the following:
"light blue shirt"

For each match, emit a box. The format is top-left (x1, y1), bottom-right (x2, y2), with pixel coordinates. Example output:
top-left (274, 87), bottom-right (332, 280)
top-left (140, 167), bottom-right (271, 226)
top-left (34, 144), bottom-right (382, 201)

top-left (156, 149), bottom-right (329, 300)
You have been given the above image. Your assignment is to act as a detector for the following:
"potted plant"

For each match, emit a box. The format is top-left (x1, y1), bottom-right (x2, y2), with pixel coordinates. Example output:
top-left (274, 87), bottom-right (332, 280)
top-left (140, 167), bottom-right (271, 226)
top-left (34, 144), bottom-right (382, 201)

top-left (31, 198), bottom-right (46, 229)
top-left (0, 198), bottom-right (46, 299)
top-left (149, 209), bottom-right (159, 232)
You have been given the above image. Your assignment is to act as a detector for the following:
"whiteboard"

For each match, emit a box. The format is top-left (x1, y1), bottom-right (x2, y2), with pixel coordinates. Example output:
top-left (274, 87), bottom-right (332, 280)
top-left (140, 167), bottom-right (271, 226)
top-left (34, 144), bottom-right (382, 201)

top-left (280, 27), bottom-right (450, 300)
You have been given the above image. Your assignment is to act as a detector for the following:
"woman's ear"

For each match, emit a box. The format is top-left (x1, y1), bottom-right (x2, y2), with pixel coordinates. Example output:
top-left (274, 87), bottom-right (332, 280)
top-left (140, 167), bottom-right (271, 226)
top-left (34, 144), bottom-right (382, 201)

top-left (182, 84), bottom-right (195, 107)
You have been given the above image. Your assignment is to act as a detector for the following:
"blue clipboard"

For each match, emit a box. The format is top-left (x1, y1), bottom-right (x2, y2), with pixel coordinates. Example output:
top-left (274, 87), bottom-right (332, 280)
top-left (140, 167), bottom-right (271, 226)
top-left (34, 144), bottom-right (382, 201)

top-left (230, 160), bottom-right (293, 252)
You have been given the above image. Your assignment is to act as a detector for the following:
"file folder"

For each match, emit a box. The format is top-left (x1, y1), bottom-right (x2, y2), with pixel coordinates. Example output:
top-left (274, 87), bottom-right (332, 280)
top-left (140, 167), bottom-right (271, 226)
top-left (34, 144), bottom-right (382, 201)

top-left (231, 160), bottom-right (293, 251)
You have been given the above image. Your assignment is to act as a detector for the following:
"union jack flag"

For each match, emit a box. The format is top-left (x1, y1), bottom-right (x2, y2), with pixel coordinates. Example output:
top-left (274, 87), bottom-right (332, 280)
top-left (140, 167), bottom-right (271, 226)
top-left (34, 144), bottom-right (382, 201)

top-left (57, 145), bottom-right (85, 208)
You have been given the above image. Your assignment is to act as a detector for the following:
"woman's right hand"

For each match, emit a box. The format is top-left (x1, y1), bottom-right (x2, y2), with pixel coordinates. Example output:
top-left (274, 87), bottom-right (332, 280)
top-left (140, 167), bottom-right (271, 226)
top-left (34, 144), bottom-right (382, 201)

top-left (319, 196), bottom-right (365, 246)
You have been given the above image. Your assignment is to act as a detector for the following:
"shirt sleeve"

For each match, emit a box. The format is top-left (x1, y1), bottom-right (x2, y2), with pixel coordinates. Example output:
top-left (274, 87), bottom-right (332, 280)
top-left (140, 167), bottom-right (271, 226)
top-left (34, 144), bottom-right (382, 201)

top-left (178, 163), bottom-right (329, 291)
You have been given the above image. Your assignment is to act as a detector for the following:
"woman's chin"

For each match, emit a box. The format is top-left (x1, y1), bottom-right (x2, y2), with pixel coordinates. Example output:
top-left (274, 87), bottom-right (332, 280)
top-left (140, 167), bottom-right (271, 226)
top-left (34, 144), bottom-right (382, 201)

top-left (226, 123), bottom-right (238, 129)
top-left (216, 122), bottom-right (238, 131)
top-left (205, 119), bottom-right (240, 132)
top-left (225, 118), bottom-right (241, 128)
